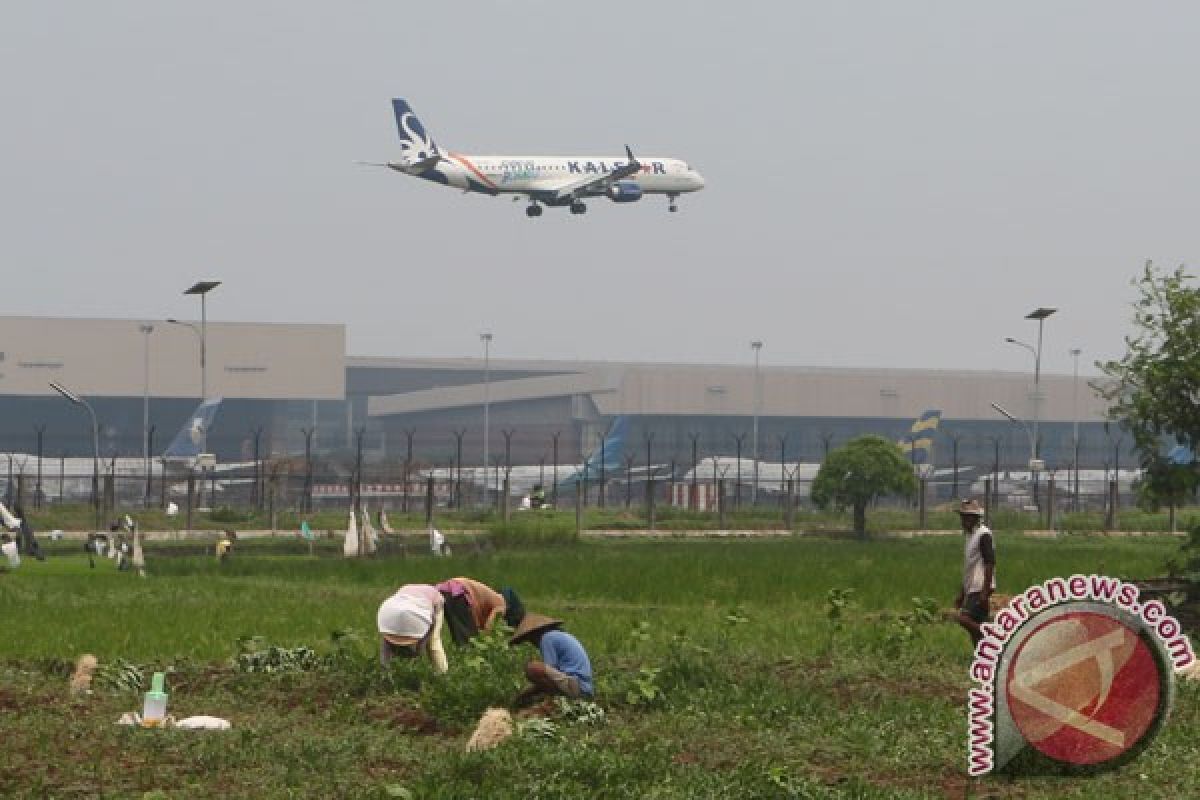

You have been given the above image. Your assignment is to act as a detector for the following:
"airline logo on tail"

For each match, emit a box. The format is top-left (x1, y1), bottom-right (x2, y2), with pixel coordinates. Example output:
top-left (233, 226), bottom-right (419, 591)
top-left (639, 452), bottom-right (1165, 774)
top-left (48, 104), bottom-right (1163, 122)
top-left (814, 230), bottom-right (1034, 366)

top-left (163, 398), bottom-right (223, 460)
top-left (391, 99), bottom-right (442, 170)
top-left (898, 410), bottom-right (942, 465)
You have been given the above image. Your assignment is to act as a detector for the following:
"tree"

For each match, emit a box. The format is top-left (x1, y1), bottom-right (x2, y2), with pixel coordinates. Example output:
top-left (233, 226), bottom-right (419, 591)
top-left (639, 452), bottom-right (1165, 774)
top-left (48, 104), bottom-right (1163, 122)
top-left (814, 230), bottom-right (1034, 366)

top-left (1098, 261), bottom-right (1200, 515)
top-left (811, 435), bottom-right (918, 539)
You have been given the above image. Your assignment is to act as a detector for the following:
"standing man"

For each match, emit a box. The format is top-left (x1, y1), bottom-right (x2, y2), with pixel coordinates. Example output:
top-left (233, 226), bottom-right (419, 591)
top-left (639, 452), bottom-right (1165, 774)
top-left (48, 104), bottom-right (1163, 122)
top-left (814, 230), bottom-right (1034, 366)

top-left (954, 499), bottom-right (995, 647)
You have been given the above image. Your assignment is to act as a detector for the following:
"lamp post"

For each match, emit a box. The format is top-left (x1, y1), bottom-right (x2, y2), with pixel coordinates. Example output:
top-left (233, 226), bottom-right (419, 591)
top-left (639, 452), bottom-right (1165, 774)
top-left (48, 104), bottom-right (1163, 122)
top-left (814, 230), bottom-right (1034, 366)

top-left (139, 323), bottom-right (154, 481)
top-left (50, 381), bottom-right (100, 533)
top-left (750, 340), bottom-right (762, 505)
top-left (1070, 347), bottom-right (1082, 512)
top-left (991, 401), bottom-right (1036, 510)
top-left (480, 332), bottom-right (492, 501)
top-left (173, 280), bottom-right (220, 452)
top-left (1006, 307), bottom-right (1056, 506)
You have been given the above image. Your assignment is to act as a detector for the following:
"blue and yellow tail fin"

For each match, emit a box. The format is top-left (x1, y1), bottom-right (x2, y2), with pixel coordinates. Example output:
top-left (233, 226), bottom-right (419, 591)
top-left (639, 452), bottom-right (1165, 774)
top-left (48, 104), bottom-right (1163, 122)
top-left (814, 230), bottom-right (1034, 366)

top-left (898, 409), bottom-right (941, 465)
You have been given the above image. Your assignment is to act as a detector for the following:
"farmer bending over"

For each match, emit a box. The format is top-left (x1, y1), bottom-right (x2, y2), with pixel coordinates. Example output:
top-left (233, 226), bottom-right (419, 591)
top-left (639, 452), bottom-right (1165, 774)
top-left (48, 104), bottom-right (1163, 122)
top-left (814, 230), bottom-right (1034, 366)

top-left (435, 576), bottom-right (508, 645)
top-left (376, 584), bottom-right (448, 674)
top-left (510, 613), bottom-right (593, 705)
top-left (953, 499), bottom-right (995, 648)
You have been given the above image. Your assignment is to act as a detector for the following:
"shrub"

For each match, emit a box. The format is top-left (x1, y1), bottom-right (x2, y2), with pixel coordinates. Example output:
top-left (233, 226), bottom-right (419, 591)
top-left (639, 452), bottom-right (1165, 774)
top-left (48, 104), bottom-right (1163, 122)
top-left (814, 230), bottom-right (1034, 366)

top-left (419, 626), bottom-right (525, 727)
top-left (487, 515), bottom-right (577, 549)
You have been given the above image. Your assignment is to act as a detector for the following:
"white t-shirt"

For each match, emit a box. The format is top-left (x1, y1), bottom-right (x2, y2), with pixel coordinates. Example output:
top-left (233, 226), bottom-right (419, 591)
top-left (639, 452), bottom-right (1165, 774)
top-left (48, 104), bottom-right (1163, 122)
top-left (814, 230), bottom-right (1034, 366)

top-left (2, 540), bottom-right (19, 568)
top-left (962, 523), bottom-right (996, 594)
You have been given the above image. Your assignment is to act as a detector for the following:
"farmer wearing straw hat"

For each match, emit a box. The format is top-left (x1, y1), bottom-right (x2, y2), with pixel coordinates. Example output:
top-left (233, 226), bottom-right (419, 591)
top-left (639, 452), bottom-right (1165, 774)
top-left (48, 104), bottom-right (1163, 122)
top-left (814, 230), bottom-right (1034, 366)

top-left (376, 584), bottom-right (449, 674)
top-left (953, 499), bottom-right (995, 647)
top-left (510, 613), bottom-right (593, 704)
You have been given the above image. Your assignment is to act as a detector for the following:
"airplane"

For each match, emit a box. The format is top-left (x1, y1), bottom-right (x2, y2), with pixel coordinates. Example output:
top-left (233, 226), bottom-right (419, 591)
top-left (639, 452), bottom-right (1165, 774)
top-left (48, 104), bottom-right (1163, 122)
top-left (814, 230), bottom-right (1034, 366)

top-left (364, 98), bottom-right (705, 217)
top-left (427, 416), bottom-right (633, 502)
top-left (674, 410), bottom-right (948, 501)
top-left (0, 399), bottom-right (236, 504)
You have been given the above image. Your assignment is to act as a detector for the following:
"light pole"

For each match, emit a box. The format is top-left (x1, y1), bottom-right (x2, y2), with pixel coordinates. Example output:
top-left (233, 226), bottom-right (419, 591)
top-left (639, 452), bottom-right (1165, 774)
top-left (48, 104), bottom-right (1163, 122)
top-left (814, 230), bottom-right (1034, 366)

top-left (480, 332), bottom-right (492, 502)
top-left (139, 323), bottom-right (154, 482)
top-left (1006, 307), bottom-right (1055, 506)
top-left (750, 340), bottom-right (762, 505)
top-left (1070, 347), bottom-right (1082, 511)
top-left (50, 381), bottom-right (101, 533)
top-left (991, 402), bottom-right (1036, 509)
top-left (172, 281), bottom-right (220, 452)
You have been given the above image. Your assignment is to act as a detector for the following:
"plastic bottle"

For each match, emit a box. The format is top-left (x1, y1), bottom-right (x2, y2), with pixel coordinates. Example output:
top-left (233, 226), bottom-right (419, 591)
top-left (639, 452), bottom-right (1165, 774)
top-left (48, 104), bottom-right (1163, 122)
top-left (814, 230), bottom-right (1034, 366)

top-left (142, 672), bottom-right (168, 726)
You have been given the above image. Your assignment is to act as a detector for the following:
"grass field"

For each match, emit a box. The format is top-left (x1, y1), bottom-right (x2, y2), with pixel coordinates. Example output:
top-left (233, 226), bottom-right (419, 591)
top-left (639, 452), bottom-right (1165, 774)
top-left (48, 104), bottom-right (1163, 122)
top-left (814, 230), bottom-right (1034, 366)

top-left (1, 535), bottom-right (1195, 799)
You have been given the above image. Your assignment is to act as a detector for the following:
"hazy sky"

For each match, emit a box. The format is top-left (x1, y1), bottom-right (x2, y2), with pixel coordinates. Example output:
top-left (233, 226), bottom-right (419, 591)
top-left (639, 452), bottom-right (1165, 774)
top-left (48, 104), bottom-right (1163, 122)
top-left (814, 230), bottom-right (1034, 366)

top-left (3, 2), bottom-right (1197, 377)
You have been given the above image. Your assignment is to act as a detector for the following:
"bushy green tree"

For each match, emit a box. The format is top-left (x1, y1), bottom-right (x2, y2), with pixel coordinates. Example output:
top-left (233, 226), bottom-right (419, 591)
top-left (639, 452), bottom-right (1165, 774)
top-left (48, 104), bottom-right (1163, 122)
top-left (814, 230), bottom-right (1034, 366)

top-left (811, 435), bottom-right (918, 539)
top-left (1099, 261), bottom-right (1200, 523)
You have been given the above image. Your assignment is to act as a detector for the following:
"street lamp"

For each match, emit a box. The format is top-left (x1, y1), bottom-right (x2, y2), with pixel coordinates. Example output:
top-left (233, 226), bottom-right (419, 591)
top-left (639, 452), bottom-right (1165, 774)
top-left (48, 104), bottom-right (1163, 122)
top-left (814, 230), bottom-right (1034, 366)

top-left (991, 401), bottom-right (1038, 508)
top-left (750, 340), bottom-right (762, 505)
top-left (166, 317), bottom-right (202, 393)
top-left (139, 323), bottom-right (154, 482)
top-left (183, 281), bottom-right (220, 402)
top-left (50, 381), bottom-right (101, 533)
top-left (480, 332), bottom-right (493, 499)
top-left (1005, 306), bottom-right (1056, 505)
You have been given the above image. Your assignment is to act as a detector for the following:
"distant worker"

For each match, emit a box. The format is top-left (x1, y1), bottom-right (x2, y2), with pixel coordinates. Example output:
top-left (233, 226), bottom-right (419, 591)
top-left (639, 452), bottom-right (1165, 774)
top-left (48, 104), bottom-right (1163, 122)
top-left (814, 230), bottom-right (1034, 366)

top-left (216, 530), bottom-right (237, 563)
top-left (11, 503), bottom-right (44, 561)
top-left (953, 499), bottom-right (996, 648)
top-left (510, 612), bottom-right (594, 705)
top-left (376, 584), bottom-right (448, 673)
top-left (435, 577), bottom-right (508, 645)
top-left (111, 522), bottom-right (131, 571)
top-left (1, 533), bottom-right (19, 569)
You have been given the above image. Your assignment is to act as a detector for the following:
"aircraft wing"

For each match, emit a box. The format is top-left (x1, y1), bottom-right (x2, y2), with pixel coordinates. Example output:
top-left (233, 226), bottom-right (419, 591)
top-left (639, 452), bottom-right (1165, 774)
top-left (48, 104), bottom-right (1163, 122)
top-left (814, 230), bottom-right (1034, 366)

top-left (546, 146), bottom-right (642, 202)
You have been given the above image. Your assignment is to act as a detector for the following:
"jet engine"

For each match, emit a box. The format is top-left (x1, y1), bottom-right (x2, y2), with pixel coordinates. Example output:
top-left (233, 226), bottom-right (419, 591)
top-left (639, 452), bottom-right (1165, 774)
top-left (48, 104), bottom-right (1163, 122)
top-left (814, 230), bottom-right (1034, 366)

top-left (606, 181), bottom-right (643, 203)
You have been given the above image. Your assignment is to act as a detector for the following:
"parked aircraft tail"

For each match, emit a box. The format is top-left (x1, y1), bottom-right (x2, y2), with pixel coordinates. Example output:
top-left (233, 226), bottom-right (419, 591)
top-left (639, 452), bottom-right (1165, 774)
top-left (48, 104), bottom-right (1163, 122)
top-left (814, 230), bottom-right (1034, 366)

top-left (162, 398), bottom-right (223, 460)
top-left (561, 416), bottom-right (629, 485)
top-left (897, 409), bottom-right (942, 465)
top-left (391, 98), bottom-right (442, 170)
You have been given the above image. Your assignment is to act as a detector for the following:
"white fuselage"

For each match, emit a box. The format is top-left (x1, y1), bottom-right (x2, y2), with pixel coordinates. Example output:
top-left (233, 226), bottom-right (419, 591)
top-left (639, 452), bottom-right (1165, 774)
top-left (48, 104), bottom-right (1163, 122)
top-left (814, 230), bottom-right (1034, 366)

top-left (415, 153), bottom-right (705, 197)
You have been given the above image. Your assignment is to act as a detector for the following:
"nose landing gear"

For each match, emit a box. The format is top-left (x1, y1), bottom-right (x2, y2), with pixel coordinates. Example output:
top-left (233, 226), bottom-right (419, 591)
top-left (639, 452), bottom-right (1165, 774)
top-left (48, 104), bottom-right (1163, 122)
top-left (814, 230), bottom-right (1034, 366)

top-left (569, 201), bottom-right (587, 215)
top-left (525, 203), bottom-right (543, 218)
top-left (667, 192), bottom-right (679, 213)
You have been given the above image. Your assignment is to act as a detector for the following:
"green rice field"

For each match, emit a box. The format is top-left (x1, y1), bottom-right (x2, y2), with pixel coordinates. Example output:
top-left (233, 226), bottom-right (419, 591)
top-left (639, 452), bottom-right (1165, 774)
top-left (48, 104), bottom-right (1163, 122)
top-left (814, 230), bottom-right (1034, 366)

top-left (1, 533), bottom-right (1195, 799)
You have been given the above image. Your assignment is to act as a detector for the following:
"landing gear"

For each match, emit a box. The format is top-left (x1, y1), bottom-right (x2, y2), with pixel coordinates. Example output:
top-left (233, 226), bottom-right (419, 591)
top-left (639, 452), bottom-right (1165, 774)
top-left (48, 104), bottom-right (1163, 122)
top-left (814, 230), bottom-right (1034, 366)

top-left (525, 203), bottom-right (543, 218)
top-left (667, 193), bottom-right (679, 213)
top-left (569, 201), bottom-right (587, 215)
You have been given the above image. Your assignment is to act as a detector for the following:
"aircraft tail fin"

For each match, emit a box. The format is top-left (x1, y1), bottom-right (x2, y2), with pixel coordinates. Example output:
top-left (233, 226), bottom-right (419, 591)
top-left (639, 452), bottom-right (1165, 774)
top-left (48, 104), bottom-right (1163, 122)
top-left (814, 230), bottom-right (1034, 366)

top-left (391, 98), bottom-right (442, 169)
top-left (162, 398), bottom-right (223, 460)
top-left (561, 416), bottom-right (629, 485)
top-left (897, 409), bottom-right (941, 465)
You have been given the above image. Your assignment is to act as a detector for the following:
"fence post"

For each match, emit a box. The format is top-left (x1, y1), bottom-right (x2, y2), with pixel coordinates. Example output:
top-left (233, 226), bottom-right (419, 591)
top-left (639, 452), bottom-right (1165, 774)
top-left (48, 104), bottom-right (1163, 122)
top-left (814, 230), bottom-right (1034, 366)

top-left (1105, 479), bottom-right (1118, 531)
top-left (918, 477), bottom-right (928, 529)
top-left (269, 471), bottom-right (278, 534)
top-left (718, 478), bottom-right (727, 529)
top-left (983, 478), bottom-right (992, 520)
top-left (502, 476), bottom-right (511, 522)
top-left (16, 474), bottom-right (26, 510)
top-left (424, 475), bottom-right (435, 528)
top-left (647, 475), bottom-right (656, 530)
top-left (185, 471), bottom-right (195, 537)
top-left (1046, 477), bottom-right (1056, 530)
top-left (785, 478), bottom-right (795, 530)
top-left (575, 480), bottom-right (583, 540)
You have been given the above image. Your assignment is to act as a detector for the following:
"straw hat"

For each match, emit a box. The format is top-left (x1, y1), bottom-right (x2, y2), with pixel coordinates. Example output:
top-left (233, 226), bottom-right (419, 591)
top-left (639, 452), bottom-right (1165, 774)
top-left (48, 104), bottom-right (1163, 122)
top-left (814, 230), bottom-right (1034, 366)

top-left (956, 499), bottom-right (985, 517)
top-left (508, 612), bottom-right (563, 646)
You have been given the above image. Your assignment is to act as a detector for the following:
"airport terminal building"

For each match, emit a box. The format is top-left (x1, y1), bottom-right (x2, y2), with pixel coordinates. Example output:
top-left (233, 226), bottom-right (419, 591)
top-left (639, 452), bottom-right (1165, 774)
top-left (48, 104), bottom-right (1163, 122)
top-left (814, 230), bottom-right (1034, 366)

top-left (1, 315), bottom-right (1131, 475)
